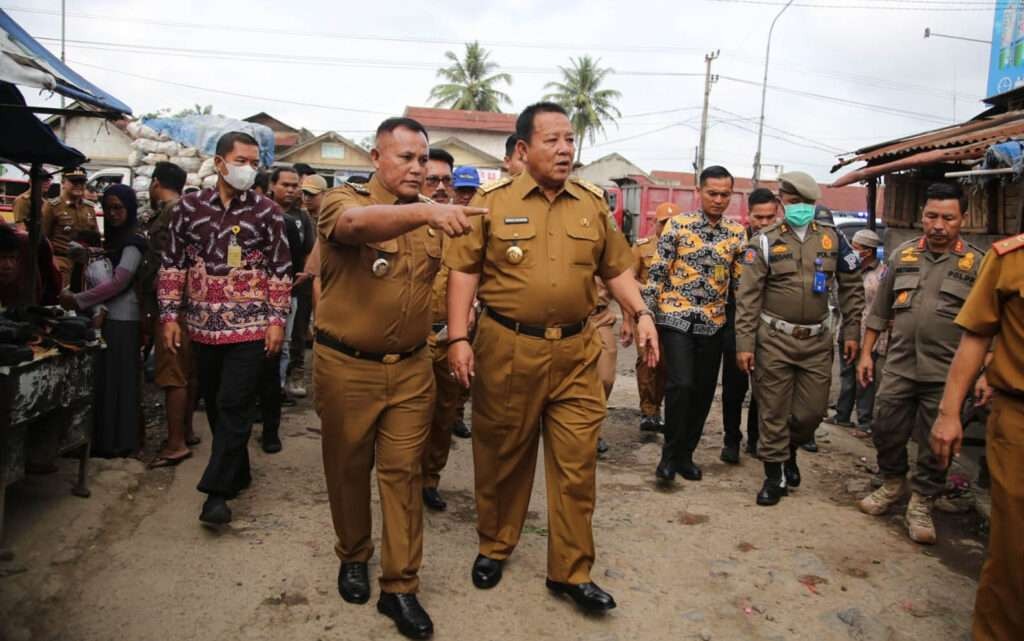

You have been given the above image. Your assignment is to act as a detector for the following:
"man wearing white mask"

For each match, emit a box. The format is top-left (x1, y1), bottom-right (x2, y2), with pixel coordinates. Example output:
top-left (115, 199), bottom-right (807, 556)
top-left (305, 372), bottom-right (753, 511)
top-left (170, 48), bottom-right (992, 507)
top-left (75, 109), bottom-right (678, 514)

top-left (158, 131), bottom-right (293, 526)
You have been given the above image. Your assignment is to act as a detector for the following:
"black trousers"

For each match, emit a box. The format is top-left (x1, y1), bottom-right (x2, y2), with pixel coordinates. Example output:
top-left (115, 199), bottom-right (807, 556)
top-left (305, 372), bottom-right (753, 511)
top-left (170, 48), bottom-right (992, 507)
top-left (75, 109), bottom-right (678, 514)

top-left (260, 352), bottom-right (283, 434)
top-left (287, 289), bottom-right (312, 376)
top-left (721, 347), bottom-right (759, 448)
top-left (195, 341), bottom-right (264, 498)
top-left (660, 327), bottom-right (723, 464)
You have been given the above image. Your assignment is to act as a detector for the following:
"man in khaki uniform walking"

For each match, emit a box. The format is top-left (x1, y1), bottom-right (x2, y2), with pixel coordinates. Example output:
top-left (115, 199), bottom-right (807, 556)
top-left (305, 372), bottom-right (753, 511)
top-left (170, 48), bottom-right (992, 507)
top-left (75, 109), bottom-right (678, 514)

top-left (42, 167), bottom-right (98, 286)
top-left (856, 183), bottom-right (984, 544)
top-left (931, 230), bottom-right (1024, 641)
top-left (735, 172), bottom-right (863, 506)
top-left (12, 167), bottom-right (52, 231)
top-left (314, 117), bottom-right (485, 640)
top-left (446, 102), bottom-right (658, 614)
top-left (628, 201), bottom-right (678, 432)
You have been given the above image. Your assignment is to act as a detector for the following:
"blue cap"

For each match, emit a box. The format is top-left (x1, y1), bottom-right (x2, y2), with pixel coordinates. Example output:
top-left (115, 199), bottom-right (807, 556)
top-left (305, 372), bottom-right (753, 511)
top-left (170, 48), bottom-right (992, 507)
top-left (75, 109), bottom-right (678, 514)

top-left (452, 166), bottom-right (481, 189)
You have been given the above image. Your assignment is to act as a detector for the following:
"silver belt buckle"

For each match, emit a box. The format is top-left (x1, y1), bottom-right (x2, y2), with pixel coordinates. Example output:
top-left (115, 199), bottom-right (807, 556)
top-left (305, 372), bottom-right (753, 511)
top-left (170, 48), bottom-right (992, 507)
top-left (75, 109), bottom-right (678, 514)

top-left (544, 327), bottom-right (563, 340)
top-left (382, 353), bottom-right (401, 364)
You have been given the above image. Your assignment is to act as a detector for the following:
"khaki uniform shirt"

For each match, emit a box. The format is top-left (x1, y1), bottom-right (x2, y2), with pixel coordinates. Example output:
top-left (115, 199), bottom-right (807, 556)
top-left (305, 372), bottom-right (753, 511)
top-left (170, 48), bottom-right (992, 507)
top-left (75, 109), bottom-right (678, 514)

top-left (861, 260), bottom-right (889, 356)
top-left (445, 173), bottom-right (633, 326)
top-left (316, 175), bottom-right (441, 353)
top-left (735, 219), bottom-right (864, 353)
top-left (42, 197), bottom-right (98, 255)
top-left (955, 234), bottom-right (1024, 396)
top-left (430, 237), bottom-right (450, 324)
top-left (866, 236), bottom-right (984, 383)
top-left (12, 191), bottom-right (31, 224)
top-left (631, 237), bottom-right (657, 285)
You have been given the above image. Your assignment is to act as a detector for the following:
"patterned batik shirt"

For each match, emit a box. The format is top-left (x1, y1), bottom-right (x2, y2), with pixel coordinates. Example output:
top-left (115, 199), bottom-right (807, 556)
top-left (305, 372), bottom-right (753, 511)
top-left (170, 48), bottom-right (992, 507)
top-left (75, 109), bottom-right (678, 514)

top-left (642, 210), bottom-right (746, 335)
top-left (157, 187), bottom-right (292, 345)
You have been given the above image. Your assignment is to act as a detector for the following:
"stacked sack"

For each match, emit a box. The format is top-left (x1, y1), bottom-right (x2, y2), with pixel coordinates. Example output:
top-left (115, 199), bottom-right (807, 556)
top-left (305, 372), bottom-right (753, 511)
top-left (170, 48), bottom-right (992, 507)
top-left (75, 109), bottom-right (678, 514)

top-left (124, 121), bottom-right (208, 209)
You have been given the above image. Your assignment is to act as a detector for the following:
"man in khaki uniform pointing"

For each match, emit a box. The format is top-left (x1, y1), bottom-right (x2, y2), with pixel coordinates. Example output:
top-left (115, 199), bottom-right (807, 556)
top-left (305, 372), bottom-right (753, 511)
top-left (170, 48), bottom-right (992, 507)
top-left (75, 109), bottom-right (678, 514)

top-left (446, 102), bottom-right (659, 614)
top-left (314, 117), bottom-right (486, 640)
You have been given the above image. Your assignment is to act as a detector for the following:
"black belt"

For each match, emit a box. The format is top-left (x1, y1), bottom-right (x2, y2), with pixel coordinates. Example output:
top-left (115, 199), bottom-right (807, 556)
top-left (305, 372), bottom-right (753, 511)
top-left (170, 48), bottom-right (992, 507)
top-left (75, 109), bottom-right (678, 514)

top-left (486, 308), bottom-right (586, 340)
top-left (315, 330), bottom-right (425, 364)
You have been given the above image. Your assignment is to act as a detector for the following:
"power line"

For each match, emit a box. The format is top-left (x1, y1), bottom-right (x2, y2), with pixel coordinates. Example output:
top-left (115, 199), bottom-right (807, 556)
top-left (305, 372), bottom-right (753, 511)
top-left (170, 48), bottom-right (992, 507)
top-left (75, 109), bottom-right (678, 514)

top-left (7, 5), bottom-right (708, 54)
top-left (711, 106), bottom-right (845, 152)
top-left (588, 121), bottom-right (701, 149)
top-left (705, 0), bottom-right (999, 10)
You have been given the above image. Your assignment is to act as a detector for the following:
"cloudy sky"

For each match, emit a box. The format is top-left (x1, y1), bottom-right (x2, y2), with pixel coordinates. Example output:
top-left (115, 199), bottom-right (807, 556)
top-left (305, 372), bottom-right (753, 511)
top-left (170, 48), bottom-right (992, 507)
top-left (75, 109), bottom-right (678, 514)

top-left (10, 0), bottom-right (995, 182)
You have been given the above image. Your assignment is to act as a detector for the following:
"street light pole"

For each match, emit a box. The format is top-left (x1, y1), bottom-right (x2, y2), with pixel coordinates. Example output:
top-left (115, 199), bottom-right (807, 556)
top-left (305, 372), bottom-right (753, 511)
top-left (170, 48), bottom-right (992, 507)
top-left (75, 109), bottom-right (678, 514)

top-left (923, 28), bottom-right (991, 45)
top-left (752, 0), bottom-right (793, 188)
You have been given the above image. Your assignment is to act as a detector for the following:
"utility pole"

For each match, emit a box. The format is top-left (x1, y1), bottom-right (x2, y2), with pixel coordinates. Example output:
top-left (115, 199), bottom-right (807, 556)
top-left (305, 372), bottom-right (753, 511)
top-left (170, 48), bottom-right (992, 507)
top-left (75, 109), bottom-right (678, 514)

top-left (695, 50), bottom-right (719, 177)
top-left (60, 0), bottom-right (66, 141)
top-left (753, 0), bottom-right (793, 188)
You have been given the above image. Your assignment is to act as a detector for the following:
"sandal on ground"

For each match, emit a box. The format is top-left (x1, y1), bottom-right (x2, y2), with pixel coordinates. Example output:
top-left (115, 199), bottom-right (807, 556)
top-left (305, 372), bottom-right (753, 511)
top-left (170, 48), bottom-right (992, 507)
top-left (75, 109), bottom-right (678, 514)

top-left (147, 450), bottom-right (193, 469)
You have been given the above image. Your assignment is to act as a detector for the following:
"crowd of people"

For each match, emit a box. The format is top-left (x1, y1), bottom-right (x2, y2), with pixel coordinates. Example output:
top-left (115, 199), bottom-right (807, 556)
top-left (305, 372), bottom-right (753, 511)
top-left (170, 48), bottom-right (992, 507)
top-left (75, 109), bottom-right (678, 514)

top-left (2, 101), bottom-right (1021, 641)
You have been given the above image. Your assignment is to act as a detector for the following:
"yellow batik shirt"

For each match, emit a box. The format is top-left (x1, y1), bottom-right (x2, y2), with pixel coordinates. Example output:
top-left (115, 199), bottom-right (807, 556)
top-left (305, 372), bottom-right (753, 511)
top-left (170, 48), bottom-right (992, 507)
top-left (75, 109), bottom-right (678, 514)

top-left (642, 210), bottom-right (746, 335)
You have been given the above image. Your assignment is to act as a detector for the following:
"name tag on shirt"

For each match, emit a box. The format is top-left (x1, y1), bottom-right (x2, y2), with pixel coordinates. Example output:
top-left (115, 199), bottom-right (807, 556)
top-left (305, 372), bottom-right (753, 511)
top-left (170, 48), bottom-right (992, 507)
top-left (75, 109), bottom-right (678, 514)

top-left (504, 217), bottom-right (529, 225)
top-left (227, 244), bottom-right (243, 268)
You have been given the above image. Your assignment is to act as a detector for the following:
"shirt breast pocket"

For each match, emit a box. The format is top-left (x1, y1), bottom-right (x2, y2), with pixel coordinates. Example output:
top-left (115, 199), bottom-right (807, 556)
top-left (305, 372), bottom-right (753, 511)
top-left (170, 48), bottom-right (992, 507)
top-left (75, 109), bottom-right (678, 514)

top-left (936, 278), bottom-right (971, 318)
top-left (492, 224), bottom-right (537, 267)
top-left (565, 219), bottom-right (599, 268)
top-left (769, 258), bottom-right (797, 275)
top-left (363, 239), bottom-right (400, 277)
top-left (892, 274), bottom-right (919, 311)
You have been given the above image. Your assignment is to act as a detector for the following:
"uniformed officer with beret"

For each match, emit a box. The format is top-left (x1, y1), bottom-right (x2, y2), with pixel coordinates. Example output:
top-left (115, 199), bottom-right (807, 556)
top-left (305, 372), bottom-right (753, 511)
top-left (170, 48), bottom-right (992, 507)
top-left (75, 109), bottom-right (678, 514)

top-left (856, 182), bottom-right (984, 545)
top-left (735, 171), bottom-right (864, 506)
top-left (42, 167), bottom-right (98, 286)
top-left (314, 116), bottom-right (486, 640)
top-left (446, 102), bottom-right (659, 614)
top-left (628, 201), bottom-right (677, 433)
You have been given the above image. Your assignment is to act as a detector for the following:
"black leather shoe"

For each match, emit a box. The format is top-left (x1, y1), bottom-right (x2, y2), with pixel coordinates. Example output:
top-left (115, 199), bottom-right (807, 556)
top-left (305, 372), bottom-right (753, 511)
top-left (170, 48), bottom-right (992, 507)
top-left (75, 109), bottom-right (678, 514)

top-left (784, 458), bottom-right (801, 489)
top-left (746, 442), bottom-right (759, 458)
top-left (545, 579), bottom-right (617, 612)
top-left (596, 438), bottom-right (609, 455)
top-left (471, 554), bottom-right (503, 589)
top-left (261, 430), bottom-right (282, 454)
top-left (199, 495), bottom-right (232, 525)
top-left (720, 445), bottom-right (740, 465)
top-left (639, 415), bottom-right (660, 432)
top-left (377, 592), bottom-right (433, 639)
top-left (451, 419), bottom-right (471, 439)
top-left (655, 459), bottom-right (676, 483)
top-left (338, 561), bottom-right (370, 604)
top-left (756, 476), bottom-right (788, 506)
top-left (422, 487), bottom-right (447, 511)
top-left (678, 461), bottom-right (703, 481)
top-left (800, 439), bottom-right (819, 453)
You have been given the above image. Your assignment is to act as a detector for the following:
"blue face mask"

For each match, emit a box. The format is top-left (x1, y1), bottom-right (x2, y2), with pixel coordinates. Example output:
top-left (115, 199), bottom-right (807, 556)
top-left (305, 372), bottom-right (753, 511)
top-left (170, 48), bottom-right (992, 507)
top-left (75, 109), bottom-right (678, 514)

top-left (784, 203), bottom-right (815, 227)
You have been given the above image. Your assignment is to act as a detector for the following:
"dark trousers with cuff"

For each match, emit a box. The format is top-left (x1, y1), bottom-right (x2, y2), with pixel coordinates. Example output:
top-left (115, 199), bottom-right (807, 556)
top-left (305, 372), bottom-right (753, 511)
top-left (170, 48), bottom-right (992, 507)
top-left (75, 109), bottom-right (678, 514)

top-left (660, 327), bottom-right (723, 465)
top-left (721, 349), bottom-right (759, 448)
top-left (195, 341), bottom-right (265, 498)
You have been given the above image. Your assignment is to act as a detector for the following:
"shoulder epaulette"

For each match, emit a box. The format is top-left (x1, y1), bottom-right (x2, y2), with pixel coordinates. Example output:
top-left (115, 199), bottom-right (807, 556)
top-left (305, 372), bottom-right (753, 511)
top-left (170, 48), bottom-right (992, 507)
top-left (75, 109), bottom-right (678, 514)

top-left (635, 237), bottom-right (651, 246)
top-left (761, 221), bottom-right (785, 236)
top-left (993, 233), bottom-right (1024, 256)
top-left (815, 219), bottom-right (836, 228)
top-left (82, 199), bottom-right (97, 207)
top-left (479, 177), bottom-right (513, 194)
top-left (46, 196), bottom-right (60, 206)
top-left (569, 177), bottom-right (605, 198)
top-left (349, 182), bottom-right (371, 195)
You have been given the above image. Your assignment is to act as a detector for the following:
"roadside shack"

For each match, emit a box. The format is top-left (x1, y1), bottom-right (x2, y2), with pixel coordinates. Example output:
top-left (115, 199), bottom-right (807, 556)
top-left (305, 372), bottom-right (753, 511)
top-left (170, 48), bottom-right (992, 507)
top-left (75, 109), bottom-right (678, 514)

top-left (0, 9), bottom-right (133, 557)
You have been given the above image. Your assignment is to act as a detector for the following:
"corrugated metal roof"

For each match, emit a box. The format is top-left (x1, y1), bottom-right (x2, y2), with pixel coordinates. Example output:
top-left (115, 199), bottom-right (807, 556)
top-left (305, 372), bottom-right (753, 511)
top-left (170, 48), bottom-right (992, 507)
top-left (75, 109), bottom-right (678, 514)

top-left (830, 111), bottom-right (1024, 187)
top-left (404, 106), bottom-right (516, 134)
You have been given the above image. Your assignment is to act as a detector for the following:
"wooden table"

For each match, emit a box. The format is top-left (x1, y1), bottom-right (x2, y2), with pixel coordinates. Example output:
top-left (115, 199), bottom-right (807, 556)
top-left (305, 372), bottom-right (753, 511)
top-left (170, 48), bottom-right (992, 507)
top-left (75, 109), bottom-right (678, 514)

top-left (0, 347), bottom-right (97, 557)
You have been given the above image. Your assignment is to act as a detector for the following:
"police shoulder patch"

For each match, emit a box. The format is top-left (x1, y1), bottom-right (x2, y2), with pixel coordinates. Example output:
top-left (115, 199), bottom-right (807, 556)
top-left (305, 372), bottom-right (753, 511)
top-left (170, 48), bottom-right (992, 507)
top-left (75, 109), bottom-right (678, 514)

top-left (479, 176), bottom-right (513, 194)
top-left (570, 177), bottom-right (606, 198)
top-left (993, 233), bottom-right (1024, 256)
top-left (743, 247), bottom-right (758, 265)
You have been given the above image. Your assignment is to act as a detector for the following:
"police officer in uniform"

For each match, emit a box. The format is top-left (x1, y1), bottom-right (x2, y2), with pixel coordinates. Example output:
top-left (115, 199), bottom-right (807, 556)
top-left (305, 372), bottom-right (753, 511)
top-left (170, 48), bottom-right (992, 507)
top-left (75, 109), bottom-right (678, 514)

top-left (629, 202), bottom-right (678, 432)
top-left (314, 117), bottom-right (485, 639)
top-left (446, 102), bottom-right (658, 613)
top-left (42, 167), bottom-right (98, 286)
top-left (856, 183), bottom-right (983, 544)
top-left (735, 171), bottom-right (864, 506)
top-left (931, 229), bottom-right (1024, 641)
top-left (12, 167), bottom-right (52, 231)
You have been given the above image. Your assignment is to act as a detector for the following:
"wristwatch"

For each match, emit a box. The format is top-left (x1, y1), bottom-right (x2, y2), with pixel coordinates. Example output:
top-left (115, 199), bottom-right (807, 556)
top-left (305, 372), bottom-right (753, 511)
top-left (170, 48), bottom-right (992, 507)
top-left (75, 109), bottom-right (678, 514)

top-left (634, 309), bottom-right (654, 324)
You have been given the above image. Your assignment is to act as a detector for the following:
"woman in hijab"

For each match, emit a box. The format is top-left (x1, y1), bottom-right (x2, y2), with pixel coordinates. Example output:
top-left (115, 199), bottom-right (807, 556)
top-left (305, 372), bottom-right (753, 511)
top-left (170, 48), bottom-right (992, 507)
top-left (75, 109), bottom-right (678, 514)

top-left (60, 183), bottom-right (148, 458)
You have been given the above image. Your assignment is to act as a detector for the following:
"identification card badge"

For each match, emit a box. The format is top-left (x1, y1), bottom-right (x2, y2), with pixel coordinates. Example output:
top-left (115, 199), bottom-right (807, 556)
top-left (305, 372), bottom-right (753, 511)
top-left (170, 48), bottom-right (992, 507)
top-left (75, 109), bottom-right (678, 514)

top-left (812, 257), bottom-right (827, 294)
top-left (713, 264), bottom-right (727, 282)
top-left (227, 241), bottom-right (242, 268)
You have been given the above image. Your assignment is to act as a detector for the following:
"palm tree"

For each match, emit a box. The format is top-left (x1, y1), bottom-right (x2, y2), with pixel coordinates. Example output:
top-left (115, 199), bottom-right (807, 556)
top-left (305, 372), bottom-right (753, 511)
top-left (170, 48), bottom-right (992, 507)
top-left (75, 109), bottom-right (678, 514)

top-left (544, 56), bottom-right (622, 162)
top-left (429, 42), bottom-right (512, 112)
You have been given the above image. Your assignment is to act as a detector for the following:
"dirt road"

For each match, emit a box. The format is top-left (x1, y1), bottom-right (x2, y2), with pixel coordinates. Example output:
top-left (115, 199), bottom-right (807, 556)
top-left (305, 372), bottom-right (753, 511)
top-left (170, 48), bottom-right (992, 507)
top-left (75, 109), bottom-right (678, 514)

top-left (0, 344), bottom-right (985, 641)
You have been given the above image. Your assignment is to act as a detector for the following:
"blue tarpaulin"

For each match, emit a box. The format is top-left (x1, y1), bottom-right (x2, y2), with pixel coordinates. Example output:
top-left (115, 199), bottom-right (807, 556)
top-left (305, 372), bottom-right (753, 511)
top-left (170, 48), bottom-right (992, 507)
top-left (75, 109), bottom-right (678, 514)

top-left (0, 9), bottom-right (131, 115)
top-left (142, 115), bottom-right (276, 167)
top-left (983, 140), bottom-right (1024, 180)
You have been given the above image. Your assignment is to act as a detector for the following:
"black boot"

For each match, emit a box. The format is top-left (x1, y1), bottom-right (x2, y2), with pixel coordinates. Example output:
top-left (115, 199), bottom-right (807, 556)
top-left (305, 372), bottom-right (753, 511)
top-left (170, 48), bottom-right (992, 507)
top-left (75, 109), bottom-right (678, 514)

top-left (199, 495), bottom-right (232, 525)
top-left (378, 593), bottom-right (433, 639)
top-left (677, 458), bottom-right (702, 481)
top-left (471, 554), bottom-right (503, 589)
top-left (261, 427), bottom-right (282, 454)
top-left (720, 444), bottom-right (740, 465)
top-left (785, 447), bottom-right (802, 488)
top-left (451, 418), bottom-right (471, 439)
top-left (639, 415), bottom-right (660, 432)
top-left (422, 487), bottom-right (447, 511)
top-left (338, 561), bottom-right (370, 604)
top-left (756, 462), bottom-right (788, 506)
top-left (655, 457), bottom-right (676, 483)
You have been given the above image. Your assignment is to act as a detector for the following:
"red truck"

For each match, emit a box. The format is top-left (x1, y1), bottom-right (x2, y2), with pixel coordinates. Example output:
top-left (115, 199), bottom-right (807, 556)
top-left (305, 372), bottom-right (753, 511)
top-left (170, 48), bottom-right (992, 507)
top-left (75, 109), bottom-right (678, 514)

top-left (604, 175), bottom-right (749, 242)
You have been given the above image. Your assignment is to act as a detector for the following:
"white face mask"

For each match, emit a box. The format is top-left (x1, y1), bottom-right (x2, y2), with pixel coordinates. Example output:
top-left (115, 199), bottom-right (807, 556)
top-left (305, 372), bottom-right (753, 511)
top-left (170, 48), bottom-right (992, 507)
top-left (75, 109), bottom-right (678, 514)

top-left (219, 159), bottom-right (257, 191)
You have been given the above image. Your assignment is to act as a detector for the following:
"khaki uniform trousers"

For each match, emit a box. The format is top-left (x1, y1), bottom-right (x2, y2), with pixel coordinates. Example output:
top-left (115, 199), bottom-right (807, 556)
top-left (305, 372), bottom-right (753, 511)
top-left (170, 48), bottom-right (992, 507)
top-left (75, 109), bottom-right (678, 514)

top-left (973, 394), bottom-right (1024, 641)
top-left (635, 349), bottom-right (666, 417)
top-left (313, 343), bottom-right (434, 593)
top-left (472, 313), bottom-right (604, 584)
top-left (870, 374), bottom-right (947, 497)
top-left (55, 255), bottom-right (72, 288)
top-left (595, 323), bottom-right (617, 398)
top-left (753, 323), bottom-right (833, 463)
top-left (422, 333), bottom-right (463, 489)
